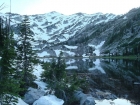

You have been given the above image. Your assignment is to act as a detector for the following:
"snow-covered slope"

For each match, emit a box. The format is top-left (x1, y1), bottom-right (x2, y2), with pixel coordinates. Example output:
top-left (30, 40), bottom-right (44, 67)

top-left (1, 8), bottom-right (140, 57)
top-left (0, 12), bottom-right (116, 41)
top-left (0, 12), bottom-right (117, 57)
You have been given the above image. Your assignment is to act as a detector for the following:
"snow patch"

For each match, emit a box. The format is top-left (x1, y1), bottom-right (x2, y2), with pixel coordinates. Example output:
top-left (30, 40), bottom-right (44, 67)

top-left (65, 51), bottom-right (75, 56)
top-left (54, 50), bottom-right (62, 57)
top-left (34, 81), bottom-right (47, 91)
top-left (37, 51), bottom-right (50, 57)
top-left (33, 95), bottom-right (64, 105)
top-left (17, 98), bottom-right (28, 105)
top-left (66, 59), bottom-right (76, 64)
top-left (5, 97), bottom-right (28, 105)
top-left (33, 64), bottom-right (44, 80)
top-left (82, 54), bottom-right (90, 57)
top-left (88, 41), bottom-right (105, 56)
top-left (66, 66), bottom-right (78, 70)
top-left (123, 16), bottom-right (127, 19)
top-left (95, 98), bottom-right (132, 105)
top-left (64, 45), bottom-right (78, 49)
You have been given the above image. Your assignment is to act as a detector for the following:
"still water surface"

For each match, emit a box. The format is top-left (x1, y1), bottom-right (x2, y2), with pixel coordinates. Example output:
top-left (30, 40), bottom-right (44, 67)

top-left (45, 58), bottom-right (140, 105)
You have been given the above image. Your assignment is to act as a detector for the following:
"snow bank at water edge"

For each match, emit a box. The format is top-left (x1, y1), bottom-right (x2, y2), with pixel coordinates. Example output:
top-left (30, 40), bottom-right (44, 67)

top-left (33, 95), bottom-right (64, 105)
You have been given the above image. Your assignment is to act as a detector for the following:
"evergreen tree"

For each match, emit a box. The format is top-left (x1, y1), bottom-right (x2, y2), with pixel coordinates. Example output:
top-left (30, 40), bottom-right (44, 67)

top-left (0, 17), bottom-right (4, 54)
top-left (0, 18), bottom-right (21, 105)
top-left (16, 15), bottom-right (37, 94)
top-left (41, 51), bottom-right (66, 89)
top-left (41, 52), bottom-right (85, 105)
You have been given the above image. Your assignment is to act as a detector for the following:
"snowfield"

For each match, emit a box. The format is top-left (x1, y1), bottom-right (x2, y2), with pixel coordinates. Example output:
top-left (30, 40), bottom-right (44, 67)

top-left (88, 41), bottom-right (105, 56)
top-left (14, 98), bottom-right (28, 105)
top-left (32, 63), bottom-right (64, 105)
top-left (95, 99), bottom-right (132, 105)
top-left (33, 95), bottom-right (64, 105)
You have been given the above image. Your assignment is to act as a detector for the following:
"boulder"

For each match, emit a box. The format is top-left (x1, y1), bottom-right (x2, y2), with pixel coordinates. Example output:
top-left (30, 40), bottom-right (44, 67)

top-left (74, 91), bottom-right (95, 105)
top-left (23, 87), bottom-right (45, 105)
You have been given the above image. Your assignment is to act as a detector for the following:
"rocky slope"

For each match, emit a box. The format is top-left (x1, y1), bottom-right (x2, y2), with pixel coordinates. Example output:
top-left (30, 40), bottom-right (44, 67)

top-left (100, 7), bottom-right (140, 56)
top-left (0, 11), bottom-right (116, 57)
top-left (1, 7), bottom-right (140, 57)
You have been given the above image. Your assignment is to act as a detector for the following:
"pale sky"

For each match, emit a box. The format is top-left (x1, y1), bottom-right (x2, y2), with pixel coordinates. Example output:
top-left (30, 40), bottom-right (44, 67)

top-left (0, 0), bottom-right (140, 15)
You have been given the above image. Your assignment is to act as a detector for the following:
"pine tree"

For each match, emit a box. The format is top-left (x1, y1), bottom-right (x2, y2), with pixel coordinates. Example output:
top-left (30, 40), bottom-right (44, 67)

top-left (0, 17), bottom-right (21, 105)
top-left (0, 17), bottom-right (4, 54)
top-left (16, 15), bottom-right (37, 94)
top-left (41, 52), bottom-right (86, 104)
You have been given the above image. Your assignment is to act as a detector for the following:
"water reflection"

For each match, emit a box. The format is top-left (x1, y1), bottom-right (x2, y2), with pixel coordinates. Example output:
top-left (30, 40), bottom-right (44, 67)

top-left (65, 58), bottom-right (140, 104)
top-left (100, 59), bottom-right (140, 104)
top-left (43, 58), bottom-right (140, 104)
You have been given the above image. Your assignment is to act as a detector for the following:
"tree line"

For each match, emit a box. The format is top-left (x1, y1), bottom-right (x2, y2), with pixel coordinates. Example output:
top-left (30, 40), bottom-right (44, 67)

top-left (0, 15), bottom-right (37, 105)
top-left (0, 15), bottom-right (88, 105)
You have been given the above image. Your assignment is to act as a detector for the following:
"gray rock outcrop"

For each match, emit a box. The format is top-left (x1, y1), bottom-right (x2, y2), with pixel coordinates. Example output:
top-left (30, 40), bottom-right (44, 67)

top-left (23, 87), bottom-right (45, 105)
top-left (74, 91), bottom-right (95, 105)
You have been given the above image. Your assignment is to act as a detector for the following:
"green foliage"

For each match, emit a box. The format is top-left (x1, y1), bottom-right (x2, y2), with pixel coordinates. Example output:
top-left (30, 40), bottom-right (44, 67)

top-left (16, 15), bottom-right (38, 94)
top-left (0, 17), bottom-right (4, 53)
top-left (0, 17), bottom-right (21, 105)
top-left (41, 55), bottom-right (66, 89)
top-left (41, 53), bottom-right (86, 105)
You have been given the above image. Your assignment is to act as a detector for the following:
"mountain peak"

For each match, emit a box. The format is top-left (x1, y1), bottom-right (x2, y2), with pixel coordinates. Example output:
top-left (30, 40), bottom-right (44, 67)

top-left (75, 12), bottom-right (85, 16)
top-left (46, 11), bottom-right (64, 16)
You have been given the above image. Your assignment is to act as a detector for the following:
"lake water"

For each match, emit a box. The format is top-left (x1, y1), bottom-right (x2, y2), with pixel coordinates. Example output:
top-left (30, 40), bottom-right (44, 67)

top-left (44, 57), bottom-right (140, 105)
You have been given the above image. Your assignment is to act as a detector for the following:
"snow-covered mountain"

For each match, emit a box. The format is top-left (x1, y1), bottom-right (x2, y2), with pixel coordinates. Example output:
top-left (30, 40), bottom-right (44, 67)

top-left (0, 11), bottom-right (117, 57)
top-left (1, 7), bottom-right (140, 57)
top-left (0, 12), bottom-right (116, 41)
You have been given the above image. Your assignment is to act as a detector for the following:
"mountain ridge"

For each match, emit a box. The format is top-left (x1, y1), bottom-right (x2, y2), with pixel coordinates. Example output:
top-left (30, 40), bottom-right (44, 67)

top-left (1, 7), bottom-right (140, 57)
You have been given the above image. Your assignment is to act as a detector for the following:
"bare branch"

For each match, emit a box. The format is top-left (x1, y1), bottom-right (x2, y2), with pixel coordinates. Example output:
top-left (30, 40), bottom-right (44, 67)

top-left (0, 3), bottom-right (6, 11)
top-left (0, 3), bottom-right (4, 8)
